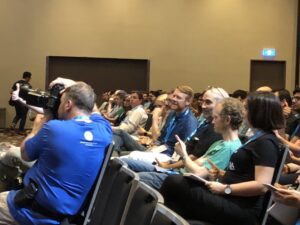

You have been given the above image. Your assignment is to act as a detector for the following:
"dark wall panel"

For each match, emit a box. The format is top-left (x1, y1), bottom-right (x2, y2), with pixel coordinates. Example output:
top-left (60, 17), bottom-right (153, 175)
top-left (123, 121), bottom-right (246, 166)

top-left (46, 56), bottom-right (150, 100)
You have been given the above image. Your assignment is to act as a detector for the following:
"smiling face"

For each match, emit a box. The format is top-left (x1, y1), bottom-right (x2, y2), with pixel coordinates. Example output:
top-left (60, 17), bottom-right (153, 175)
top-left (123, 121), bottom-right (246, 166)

top-left (201, 90), bottom-right (217, 120)
top-left (169, 89), bottom-right (191, 112)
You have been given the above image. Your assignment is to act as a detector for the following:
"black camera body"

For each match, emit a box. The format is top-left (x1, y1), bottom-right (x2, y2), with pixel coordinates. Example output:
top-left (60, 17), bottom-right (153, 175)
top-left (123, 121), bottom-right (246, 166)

top-left (19, 84), bottom-right (65, 117)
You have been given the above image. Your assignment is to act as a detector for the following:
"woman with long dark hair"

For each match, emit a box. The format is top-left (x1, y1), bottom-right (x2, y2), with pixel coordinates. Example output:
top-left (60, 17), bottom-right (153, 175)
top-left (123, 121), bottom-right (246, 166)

top-left (160, 91), bottom-right (285, 225)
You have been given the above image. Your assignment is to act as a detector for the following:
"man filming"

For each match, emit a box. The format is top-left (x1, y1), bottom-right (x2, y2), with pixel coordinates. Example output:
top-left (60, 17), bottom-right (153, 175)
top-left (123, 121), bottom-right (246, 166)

top-left (0, 77), bottom-right (112, 225)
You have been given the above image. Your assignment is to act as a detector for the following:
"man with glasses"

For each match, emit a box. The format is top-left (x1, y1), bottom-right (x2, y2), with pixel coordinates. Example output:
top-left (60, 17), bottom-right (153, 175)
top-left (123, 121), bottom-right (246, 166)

top-left (122, 87), bottom-right (229, 178)
top-left (285, 88), bottom-right (300, 142)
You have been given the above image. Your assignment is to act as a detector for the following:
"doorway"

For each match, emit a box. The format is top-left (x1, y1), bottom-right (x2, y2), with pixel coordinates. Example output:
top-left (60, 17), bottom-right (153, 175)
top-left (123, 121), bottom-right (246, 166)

top-left (250, 60), bottom-right (286, 91)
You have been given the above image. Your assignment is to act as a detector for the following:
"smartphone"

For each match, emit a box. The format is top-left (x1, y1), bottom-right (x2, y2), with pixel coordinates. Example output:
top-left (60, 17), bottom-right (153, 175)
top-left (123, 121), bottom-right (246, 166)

top-left (263, 183), bottom-right (279, 192)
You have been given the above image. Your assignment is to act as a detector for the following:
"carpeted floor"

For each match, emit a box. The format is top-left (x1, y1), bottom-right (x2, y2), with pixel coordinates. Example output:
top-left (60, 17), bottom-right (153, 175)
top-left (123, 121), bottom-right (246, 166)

top-left (0, 128), bottom-right (27, 147)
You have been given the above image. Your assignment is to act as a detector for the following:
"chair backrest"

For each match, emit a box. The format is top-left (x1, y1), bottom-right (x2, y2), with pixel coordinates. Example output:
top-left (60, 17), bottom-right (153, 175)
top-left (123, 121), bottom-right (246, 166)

top-left (259, 144), bottom-right (289, 225)
top-left (81, 143), bottom-right (114, 224)
top-left (151, 203), bottom-right (190, 225)
top-left (122, 181), bottom-right (164, 225)
top-left (61, 142), bottom-right (114, 225)
top-left (86, 158), bottom-right (139, 225)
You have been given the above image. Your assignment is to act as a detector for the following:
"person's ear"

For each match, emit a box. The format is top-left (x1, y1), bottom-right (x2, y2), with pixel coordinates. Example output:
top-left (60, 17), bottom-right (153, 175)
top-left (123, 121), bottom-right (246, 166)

top-left (64, 99), bottom-right (73, 111)
top-left (225, 115), bottom-right (231, 125)
top-left (185, 98), bottom-right (192, 106)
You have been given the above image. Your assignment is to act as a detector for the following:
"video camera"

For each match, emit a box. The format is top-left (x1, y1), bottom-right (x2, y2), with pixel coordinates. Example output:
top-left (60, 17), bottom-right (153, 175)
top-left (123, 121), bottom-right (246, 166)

top-left (19, 83), bottom-right (65, 118)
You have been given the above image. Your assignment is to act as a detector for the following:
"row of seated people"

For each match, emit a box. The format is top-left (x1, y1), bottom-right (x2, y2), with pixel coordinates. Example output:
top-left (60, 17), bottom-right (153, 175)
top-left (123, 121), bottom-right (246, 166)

top-left (0, 77), bottom-right (298, 225)
top-left (110, 85), bottom-right (300, 225)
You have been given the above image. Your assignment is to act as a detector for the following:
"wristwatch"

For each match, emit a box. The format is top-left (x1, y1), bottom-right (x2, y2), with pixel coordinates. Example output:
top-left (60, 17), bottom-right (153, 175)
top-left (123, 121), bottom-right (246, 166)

top-left (224, 184), bottom-right (232, 195)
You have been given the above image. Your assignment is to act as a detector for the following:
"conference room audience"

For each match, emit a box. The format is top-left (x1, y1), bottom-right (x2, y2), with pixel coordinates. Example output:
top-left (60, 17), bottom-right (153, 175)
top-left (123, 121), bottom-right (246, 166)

top-left (119, 86), bottom-right (198, 163)
top-left (112, 90), bottom-right (148, 135)
top-left (122, 97), bottom-right (243, 190)
top-left (102, 91), bottom-right (127, 125)
top-left (120, 87), bottom-right (228, 184)
top-left (160, 91), bottom-right (284, 225)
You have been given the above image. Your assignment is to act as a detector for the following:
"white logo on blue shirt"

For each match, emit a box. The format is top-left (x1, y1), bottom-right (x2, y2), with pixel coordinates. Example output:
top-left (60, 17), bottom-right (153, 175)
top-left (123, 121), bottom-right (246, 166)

top-left (84, 131), bottom-right (93, 141)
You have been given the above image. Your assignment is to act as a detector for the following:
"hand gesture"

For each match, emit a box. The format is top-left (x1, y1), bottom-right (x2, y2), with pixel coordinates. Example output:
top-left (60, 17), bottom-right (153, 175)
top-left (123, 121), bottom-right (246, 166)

top-left (283, 106), bottom-right (292, 117)
top-left (207, 159), bottom-right (225, 181)
top-left (49, 77), bottom-right (76, 90)
top-left (174, 135), bottom-right (187, 158)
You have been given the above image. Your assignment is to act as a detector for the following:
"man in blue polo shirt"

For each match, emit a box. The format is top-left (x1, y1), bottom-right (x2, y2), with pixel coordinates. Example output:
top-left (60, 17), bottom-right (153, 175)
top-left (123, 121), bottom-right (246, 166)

top-left (0, 78), bottom-right (112, 225)
top-left (121, 85), bottom-right (198, 163)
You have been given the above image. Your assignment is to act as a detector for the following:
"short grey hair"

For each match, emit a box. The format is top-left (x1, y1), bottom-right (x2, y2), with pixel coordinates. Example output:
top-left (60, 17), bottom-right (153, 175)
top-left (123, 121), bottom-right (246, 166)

top-left (206, 86), bottom-right (229, 102)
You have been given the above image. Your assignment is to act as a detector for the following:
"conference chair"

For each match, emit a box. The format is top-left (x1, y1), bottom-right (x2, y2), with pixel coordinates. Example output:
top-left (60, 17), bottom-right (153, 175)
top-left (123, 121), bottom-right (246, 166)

top-left (259, 144), bottom-right (289, 225)
top-left (85, 159), bottom-right (139, 225)
top-left (150, 203), bottom-right (190, 225)
top-left (121, 181), bottom-right (164, 225)
top-left (61, 142), bottom-right (114, 225)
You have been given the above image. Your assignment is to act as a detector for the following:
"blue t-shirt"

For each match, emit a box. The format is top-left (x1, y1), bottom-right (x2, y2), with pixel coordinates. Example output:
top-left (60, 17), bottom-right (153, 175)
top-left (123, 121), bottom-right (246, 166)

top-left (158, 108), bottom-right (198, 156)
top-left (7, 113), bottom-right (112, 225)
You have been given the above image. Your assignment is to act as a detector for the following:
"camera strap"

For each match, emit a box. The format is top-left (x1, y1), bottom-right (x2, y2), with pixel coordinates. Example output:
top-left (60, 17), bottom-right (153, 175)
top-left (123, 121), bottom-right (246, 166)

top-left (15, 179), bottom-right (69, 221)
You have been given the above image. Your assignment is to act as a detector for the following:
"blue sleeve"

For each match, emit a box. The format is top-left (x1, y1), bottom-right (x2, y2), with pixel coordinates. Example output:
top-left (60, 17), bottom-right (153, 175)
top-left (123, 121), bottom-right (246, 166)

top-left (24, 123), bottom-right (51, 161)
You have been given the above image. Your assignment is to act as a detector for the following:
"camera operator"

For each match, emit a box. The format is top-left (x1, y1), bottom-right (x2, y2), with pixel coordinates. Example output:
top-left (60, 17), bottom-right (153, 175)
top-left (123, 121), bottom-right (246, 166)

top-left (0, 77), bottom-right (112, 225)
top-left (9, 72), bottom-right (32, 134)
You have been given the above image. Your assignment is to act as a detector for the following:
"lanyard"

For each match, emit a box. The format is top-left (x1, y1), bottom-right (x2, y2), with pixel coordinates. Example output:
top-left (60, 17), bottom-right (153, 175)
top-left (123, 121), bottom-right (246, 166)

top-left (186, 120), bottom-right (209, 142)
top-left (73, 115), bottom-right (91, 122)
top-left (162, 108), bottom-right (190, 143)
top-left (241, 130), bottom-right (265, 148)
top-left (290, 124), bottom-right (300, 140)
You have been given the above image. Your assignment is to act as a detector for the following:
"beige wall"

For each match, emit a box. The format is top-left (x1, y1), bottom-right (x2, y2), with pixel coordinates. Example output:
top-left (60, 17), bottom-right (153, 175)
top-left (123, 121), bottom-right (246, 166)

top-left (0, 0), bottom-right (297, 128)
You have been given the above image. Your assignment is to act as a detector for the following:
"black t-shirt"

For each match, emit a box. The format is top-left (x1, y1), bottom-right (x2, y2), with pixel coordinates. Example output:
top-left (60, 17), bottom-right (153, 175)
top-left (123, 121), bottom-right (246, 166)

top-left (186, 122), bottom-right (222, 158)
top-left (221, 132), bottom-right (280, 216)
top-left (285, 113), bottom-right (300, 139)
top-left (12, 79), bottom-right (32, 90)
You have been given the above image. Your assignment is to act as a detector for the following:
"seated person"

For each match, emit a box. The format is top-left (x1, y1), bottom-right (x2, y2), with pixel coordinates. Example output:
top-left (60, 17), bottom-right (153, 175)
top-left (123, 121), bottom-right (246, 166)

top-left (137, 93), bottom-right (171, 144)
top-left (103, 91), bottom-right (126, 125)
top-left (112, 91), bottom-right (148, 135)
top-left (118, 86), bottom-right (198, 163)
top-left (160, 91), bottom-right (285, 225)
top-left (122, 97), bottom-right (243, 189)
top-left (0, 78), bottom-right (112, 225)
top-left (119, 93), bottom-right (171, 149)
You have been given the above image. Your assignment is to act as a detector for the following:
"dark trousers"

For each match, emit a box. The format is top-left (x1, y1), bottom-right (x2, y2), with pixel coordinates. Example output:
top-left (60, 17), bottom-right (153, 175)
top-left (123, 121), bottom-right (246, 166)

top-left (160, 175), bottom-right (258, 225)
top-left (12, 102), bottom-right (28, 131)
